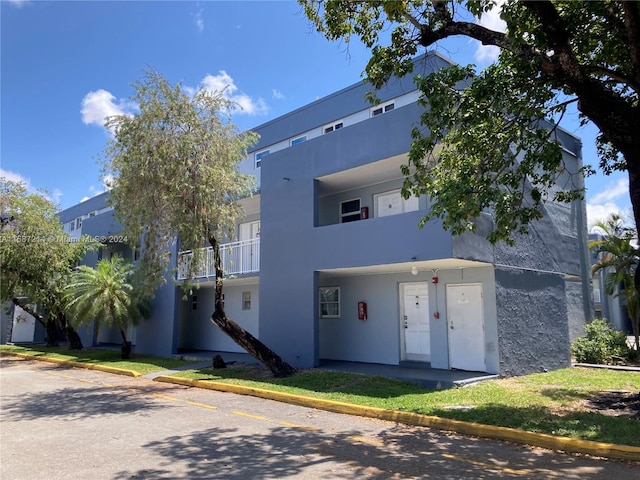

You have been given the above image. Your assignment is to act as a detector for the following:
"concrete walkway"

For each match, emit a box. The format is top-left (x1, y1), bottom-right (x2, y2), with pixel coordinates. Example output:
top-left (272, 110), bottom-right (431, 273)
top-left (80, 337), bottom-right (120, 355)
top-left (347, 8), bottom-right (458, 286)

top-left (141, 360), bottom-right (212, 380)
top-left (171, 350), bottom-right (498, 389)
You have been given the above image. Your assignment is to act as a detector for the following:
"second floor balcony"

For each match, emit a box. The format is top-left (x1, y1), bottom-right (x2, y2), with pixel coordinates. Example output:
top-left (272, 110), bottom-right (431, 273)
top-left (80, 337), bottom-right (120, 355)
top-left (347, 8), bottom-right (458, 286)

top-left (177, 238), bottom-right (260, 281)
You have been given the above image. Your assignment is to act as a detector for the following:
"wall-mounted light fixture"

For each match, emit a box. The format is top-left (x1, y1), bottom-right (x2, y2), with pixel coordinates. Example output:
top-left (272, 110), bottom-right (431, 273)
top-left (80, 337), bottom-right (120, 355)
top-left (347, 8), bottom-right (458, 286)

top-left (411, 266), bottom-right (418, 276)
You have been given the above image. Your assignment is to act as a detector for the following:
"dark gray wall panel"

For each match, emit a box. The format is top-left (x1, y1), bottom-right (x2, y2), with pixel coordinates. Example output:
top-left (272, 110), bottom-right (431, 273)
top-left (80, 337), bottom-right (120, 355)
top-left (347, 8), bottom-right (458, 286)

top-left (495, 267), bottom-right (571, 376)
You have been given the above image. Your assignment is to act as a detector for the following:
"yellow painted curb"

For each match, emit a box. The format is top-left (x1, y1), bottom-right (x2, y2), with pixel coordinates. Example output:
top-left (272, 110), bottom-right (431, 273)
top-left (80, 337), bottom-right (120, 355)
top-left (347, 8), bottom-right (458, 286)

top-left (1, 350), bottom-right (141, 377)
top-left (154, 375), bottom-right (640, 462)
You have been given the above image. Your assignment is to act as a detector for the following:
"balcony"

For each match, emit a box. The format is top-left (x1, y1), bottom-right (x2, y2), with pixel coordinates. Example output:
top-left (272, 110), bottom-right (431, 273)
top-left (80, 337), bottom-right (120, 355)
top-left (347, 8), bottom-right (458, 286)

top-left (177, 238), bottom-right (260, 280)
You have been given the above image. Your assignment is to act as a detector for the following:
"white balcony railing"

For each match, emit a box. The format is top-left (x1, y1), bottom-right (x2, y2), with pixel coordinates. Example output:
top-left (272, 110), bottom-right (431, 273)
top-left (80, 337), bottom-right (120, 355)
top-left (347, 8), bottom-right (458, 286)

top-left (177, 238), bottom-right (260, 280)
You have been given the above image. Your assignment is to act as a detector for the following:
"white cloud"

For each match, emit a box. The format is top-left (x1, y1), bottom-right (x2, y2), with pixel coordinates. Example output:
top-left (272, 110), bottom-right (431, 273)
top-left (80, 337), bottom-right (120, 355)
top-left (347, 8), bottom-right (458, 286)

top-left (590, 178), bottom-right (629, 205)
top-left (201, 71), bottom-right (268, 115)
top-left (474, 0), bottom-right (507, 64)
top-left (193, 6), bottom-right (204, 32)
top-left (0, 168), bottom-right (62, 205)
top-left (587, 178), bottom-right (631, 228)
top-left (82, 71), bottom-right (267, 137)
top-left (83, 175), bottom-right (114, 202)
top-left (81, 89), bottom-right (136, 132)
top-left (475, 44), bottom-right (501, 63)
top-left (102, 174), bottom-right (115, 190)
top-left (272, 89), bottom-right (284, 100)
top-left (6, 0), bottom-right (30, 8)
top-left (0, 168), bottom-right (32, 188)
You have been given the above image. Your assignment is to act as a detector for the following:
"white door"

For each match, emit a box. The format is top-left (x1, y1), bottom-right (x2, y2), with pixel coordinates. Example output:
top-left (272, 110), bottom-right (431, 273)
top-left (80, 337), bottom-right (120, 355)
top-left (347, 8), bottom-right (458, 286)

top-left (377, 191), bottom-right (403, 217)
top-left (447, 284), bottom-right (485, 371)
top-left (239, 221), bottom-right (260, 272)
top-left (400, 283), bottom-right (430, 361)
top-left (376, 190), bottom-right (420, 218)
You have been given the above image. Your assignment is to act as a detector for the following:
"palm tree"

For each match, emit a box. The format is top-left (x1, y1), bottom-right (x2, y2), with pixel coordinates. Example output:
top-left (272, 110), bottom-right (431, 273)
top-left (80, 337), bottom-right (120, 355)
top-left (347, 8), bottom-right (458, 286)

top-left (590, 214), bottom-right (639, 349)
top-left (66, 257), bottom-right (150, 359)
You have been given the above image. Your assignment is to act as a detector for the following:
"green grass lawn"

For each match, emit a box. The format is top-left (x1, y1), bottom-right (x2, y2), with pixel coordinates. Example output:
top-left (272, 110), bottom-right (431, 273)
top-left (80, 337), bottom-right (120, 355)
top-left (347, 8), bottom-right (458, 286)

top-left (0, 344), bottom-right (187, 375)
top-left (2, 344), bottom-right (639, 446)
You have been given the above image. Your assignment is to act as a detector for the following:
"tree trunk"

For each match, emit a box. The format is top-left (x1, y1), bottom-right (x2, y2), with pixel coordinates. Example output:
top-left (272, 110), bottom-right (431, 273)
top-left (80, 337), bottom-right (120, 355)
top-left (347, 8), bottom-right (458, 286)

top-left (45, 319), bottom-right (59, 347)
top-left (119, 332), bottom-right (132, 359)
top-left (624, 141), bottom-right (640, 351)
top-left (56, 309), bottom-right (83, 351)
top-left (65, 326), bottom-right (84, 350)
top-left (208, 235), bottom-right (296, 377)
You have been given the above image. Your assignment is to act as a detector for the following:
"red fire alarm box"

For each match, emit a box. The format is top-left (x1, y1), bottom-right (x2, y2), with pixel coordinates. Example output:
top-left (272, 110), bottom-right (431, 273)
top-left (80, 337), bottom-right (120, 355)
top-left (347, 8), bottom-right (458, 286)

top-left (358, 301), bottom-right (368, 320)
top-left (360, 206), bottom-right (369, 219)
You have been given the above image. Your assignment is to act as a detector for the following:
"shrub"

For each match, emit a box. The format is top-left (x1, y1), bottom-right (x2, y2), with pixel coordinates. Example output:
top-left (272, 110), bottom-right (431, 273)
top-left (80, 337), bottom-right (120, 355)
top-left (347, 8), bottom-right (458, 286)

top-left (571, 319), bottom-right (631, 364)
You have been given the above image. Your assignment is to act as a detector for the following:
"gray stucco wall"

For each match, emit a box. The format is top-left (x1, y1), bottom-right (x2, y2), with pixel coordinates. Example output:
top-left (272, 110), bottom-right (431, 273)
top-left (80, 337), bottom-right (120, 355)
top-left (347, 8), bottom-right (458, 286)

top-left (319, 265), bottom-right (499, 373)
top-left (495, 267), bottom-right (571, 376)
top-left (259, 98), bottom-right (456, 368)
top-left (452, 143), bottom-right (591, 373)
top-left (177, 283), bottom-right (260, 353)
top-left (59, 191), bottom-right (110, 224)
top-left (249, 52), bottom-right (451, 154)
top-left (134, 242), bottom-right (180, 357)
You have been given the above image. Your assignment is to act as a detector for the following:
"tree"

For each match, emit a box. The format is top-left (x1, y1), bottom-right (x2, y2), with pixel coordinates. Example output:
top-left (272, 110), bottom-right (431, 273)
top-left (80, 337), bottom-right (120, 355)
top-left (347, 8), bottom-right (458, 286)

top-left (590, 214), bottom-right (639, 349)
top-left (65, 257), bottom-right (150, 359)
top-left (301, 1), bottom-right (639, 245)
top-left (100, 70), bottom-right (296, 376)
top-left (0, 178), bottom-right (93, 349)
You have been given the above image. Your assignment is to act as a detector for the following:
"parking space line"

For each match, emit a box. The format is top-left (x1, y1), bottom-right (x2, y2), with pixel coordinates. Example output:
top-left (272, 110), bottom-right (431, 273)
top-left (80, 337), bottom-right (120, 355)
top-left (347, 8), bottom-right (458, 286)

top-left (186, 400), bottom-right (218, 410)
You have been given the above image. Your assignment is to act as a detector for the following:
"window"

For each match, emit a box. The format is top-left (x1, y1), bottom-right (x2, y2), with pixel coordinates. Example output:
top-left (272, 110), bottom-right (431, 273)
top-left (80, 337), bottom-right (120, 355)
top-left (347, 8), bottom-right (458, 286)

top-left (75, 218), bottom-right (82, 229)
top-left (255, 150), bottom-right (269, 168)
top-left (592, 277), bottom-right (601, 303)
top-left (340, 198), bottom-right (361, 223)
top-left (371, 101), bottom-right (395, 117)
top-left (89, 211), bottom-right (96, 217)
top-left (70, 221), bottom-right (75, 231)
top-left (323, 121), bottom-right (343, 134)
top-left (242, 291), bottom-right (251, 310)
top-left (319, 287), bottom-right (340, 318)
top-left (290, 135), bottom-right (307, 146)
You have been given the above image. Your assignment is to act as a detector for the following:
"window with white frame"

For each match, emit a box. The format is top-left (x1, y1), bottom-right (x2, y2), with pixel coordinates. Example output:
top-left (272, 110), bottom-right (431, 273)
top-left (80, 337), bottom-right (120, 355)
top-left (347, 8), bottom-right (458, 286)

top-left (75, 218), bottom-right (82, 229)
top-left (290, 135), bottom-right (307, 146)
top-left (319, 287), bottom-right (340, 318)
top-left (371, 101), bottom-right (395, 117)
top-left (255, 150), bottom-right (269, 168)
top-left (323, 121), bottom-right (344, 134)
top-left (70, 221), bottom-right (75, 231)
top-left (242, 291), bottom-right (251, 310)
top-left (340, 198), bottom-right (361, 223)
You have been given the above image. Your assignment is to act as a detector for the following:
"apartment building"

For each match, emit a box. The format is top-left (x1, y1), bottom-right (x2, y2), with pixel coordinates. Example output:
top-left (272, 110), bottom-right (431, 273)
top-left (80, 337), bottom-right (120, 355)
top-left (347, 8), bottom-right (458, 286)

top-left (55, 52), bottom-right (591, 376)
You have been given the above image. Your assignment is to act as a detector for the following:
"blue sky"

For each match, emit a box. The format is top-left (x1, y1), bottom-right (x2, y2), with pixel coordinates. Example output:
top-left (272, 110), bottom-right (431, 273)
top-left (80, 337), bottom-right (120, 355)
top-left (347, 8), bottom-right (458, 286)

top-left (1, 0), bottom-right (632, 228)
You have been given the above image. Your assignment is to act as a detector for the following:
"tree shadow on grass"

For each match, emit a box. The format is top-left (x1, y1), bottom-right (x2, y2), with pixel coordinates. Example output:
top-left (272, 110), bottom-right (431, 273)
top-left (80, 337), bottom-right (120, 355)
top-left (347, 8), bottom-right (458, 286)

top-left (190, 366), bottom-right (430, 398)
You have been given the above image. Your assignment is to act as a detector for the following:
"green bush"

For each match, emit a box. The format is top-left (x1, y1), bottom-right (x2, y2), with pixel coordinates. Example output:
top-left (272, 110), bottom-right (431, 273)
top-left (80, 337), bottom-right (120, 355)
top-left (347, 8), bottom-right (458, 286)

top-left (571, 319), bottom-right (631, 364)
